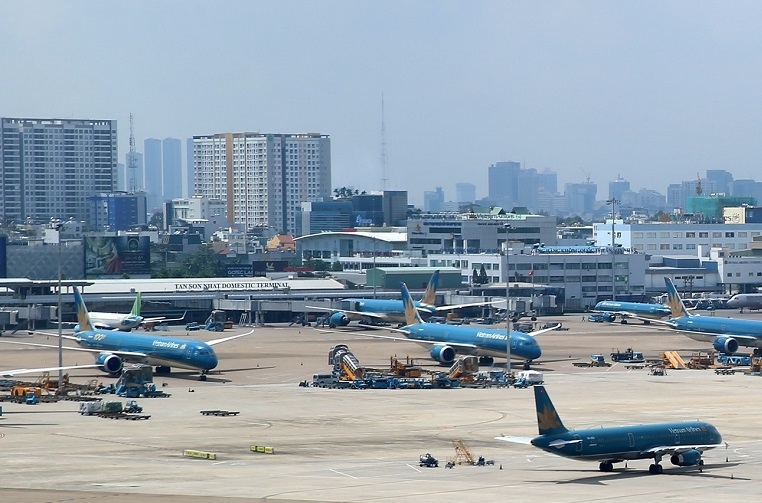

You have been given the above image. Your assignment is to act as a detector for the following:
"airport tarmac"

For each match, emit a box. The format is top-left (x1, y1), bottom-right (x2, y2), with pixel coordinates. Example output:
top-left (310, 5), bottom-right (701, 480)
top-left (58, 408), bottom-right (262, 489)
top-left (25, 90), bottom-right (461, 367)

top-left (1, 313), bottom-right (761, 502)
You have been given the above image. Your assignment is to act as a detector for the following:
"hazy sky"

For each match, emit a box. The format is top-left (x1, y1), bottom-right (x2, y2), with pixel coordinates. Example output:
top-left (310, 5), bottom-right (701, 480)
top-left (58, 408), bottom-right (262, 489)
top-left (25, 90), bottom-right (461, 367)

top-left (3, 1), bottom-right (762, 205)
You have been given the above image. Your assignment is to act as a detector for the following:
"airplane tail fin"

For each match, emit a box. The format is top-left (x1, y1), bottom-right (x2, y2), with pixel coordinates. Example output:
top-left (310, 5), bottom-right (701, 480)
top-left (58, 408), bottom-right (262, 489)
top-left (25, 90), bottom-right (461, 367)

top-left (73, 286), bottom-right (95, 333)
top-left (129, 292), bottom-right (142, 317)
top-left (420, 270), bottom-right (439, 306)
top-left (533, 386), bottom-right (568, 436)
top-left (401, 283), bottom-right (425, 326)
top-left (663, 277), bottom-right (690, 318)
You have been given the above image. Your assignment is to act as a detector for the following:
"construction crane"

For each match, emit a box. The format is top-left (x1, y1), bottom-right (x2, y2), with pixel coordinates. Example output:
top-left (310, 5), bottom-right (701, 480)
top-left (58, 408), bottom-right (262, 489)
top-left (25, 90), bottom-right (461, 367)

top-left (696, 172), bottom-right (703, 195)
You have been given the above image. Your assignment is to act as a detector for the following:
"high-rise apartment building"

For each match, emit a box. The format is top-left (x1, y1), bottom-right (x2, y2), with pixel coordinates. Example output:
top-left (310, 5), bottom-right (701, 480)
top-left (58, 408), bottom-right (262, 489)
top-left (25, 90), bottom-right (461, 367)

top-left (185, 138), bottom-right (194, 198)
top-left (162, 138), bottom-right (182, 201)
top-left (192, 132), bottom-right (331, 233)
top-left (0, 117), bottom-right (117, 223)
top-left (143, 138), bottom-right (163, 211)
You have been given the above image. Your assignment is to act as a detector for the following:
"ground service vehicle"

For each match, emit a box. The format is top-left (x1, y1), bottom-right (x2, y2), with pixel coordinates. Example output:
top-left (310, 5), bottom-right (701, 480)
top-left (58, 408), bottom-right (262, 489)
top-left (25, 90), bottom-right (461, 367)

top-left (419, 453), bottom-right (439, 467)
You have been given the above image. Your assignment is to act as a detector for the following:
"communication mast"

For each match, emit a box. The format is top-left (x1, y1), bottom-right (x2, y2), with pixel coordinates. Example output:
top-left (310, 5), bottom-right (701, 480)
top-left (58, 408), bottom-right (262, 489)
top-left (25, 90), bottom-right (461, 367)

top-left (695, 172), bottom-right (703, 195)
top-left (128, 113), bottom-right (137, 193)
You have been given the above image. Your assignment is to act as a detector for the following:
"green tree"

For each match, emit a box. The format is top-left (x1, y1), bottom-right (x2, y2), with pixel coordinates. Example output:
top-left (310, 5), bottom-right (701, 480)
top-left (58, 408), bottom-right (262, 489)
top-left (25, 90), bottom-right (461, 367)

top-left (179, 244), bottom-right (226, 278)
top-left (478, 264), bottom-right (489, 284)
top-left (330, 261), bottom-right (344, 272)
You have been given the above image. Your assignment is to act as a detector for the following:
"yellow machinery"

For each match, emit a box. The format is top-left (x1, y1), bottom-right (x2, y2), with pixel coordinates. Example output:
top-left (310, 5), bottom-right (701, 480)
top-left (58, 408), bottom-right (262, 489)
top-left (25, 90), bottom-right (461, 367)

top-left (660, 351), bottom-right (687, 369)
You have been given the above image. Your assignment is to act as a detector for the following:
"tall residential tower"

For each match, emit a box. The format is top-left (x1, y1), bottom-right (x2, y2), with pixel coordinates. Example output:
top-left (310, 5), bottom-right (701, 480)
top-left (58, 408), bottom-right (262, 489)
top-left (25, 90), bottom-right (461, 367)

top-left (192, 132), bottom-right (331, 233)
top-left (0, 117), bottom-right (117, 223)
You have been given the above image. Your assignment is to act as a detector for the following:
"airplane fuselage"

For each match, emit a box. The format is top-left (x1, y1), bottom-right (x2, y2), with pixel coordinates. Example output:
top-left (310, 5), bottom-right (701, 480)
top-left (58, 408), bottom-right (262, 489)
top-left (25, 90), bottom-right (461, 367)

top-left (340, 298), bottom-right (436, 322)
top-left (671, 316), bottom-right (762, 348)
top-left (532, 421), bottom-right (721, 462)
top-left (727, 294), bottom-right (762, 310)
top-left (84, 312), bottom-right (143, 331)
top-left (77, 329), bottom-right (219, 370)
top-left (594, 301), bottom-right (671, 320)
top-left (401, 323), bottom-right (541, 361)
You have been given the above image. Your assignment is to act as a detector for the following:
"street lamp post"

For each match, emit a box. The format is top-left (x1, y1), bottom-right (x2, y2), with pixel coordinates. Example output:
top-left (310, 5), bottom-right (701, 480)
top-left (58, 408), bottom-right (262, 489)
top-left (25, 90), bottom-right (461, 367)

top-left (504, 223), bottom-right (512, 376)
top-left (606, 198), bottom-right (619, 301)
top-left (55, 222), bottom-right (65, 387)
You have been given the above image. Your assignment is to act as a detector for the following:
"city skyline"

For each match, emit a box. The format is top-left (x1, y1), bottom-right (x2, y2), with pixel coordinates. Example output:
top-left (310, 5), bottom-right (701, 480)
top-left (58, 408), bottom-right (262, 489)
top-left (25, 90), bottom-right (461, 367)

top-left (3, 2), bottom-right (762, 206)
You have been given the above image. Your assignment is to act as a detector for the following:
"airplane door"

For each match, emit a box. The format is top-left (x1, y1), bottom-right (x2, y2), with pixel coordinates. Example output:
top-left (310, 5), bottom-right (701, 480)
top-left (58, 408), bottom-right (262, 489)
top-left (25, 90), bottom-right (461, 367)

top-left (573, 434), bottom-right (582, 453)
top-left (628, 433), bottom-right (635, 448)
top-left (674, 432), bottom-right (680, 445)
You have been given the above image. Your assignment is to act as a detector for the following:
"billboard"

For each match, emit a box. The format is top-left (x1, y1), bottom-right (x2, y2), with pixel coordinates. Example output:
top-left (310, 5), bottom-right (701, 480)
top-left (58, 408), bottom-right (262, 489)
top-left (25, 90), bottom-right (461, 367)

top-left (0, 235), bottom-right (6, 278)
top-left (252, 260), bottom-right (288, 277)
top-left (84, 236), bottom-right (151, 277)
top-left (225, 264), bottom-right (254, 277)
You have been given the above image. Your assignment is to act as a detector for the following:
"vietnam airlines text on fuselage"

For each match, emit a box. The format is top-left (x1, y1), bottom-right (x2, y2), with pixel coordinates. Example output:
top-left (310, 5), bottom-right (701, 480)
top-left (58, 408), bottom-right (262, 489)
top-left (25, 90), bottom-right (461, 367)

top-left (593, 301), bottom-right (672, 320)
top-left (403, 323), bottom-right (542, 360)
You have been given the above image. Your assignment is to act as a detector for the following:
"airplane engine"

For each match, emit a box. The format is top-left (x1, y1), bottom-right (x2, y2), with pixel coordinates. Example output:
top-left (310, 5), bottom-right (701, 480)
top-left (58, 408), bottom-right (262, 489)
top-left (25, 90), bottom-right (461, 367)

top-left (670, 449), bottom-right (702, 467)
top-left (95, 353), bottom-right (123, 375)
top-left (329, 312), bottom-right (350, 328)
top-left (602, 313), bottom-right (616, 322)
top-left (430, 345), bottom-right (456, 364)
top-left (713, 336), bottom-right (739, 355)
top-left (73, 324), bottom-right (82, 333)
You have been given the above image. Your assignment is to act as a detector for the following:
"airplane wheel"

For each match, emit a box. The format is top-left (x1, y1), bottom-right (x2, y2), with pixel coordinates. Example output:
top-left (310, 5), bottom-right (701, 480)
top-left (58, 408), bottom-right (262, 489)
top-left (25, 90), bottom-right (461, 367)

top-left (523, 362), bottom-right (531, 370)
top-left (648, 464), bottom-right (656, 474)
top-left (699, 459), bottom-right (704, 466)
top-left (620, 319), bottom-right (628, 325)
top-left (599, 461), bottom-right (613, 472)
top-left (198, 374), bottom-right (207, 381)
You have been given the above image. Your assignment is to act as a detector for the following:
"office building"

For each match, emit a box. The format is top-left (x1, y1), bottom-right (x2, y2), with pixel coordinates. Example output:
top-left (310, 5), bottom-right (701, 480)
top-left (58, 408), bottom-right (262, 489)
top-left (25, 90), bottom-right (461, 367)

top-left (89, 191), bottom-right (147, 231)
top-left (143, 138), bottom-right (163, 211)
top-left (0, 117), bottom-right (117, 223)
top-left (455, 183), bottom-right (476, 204)
top-left (162, 138), bottom-right (183, 201)
top-left (192, 132), bottom-right (331, 233)
top-left (487, 161), bottom-right (520, 208)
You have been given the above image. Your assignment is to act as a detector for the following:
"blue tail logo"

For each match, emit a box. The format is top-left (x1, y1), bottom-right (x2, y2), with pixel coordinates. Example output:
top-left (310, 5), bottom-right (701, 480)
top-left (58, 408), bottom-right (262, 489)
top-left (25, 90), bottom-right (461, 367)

top-left (534, 386), bottom-right (568, 436)
top-left (420, 270), bottom-right (439, 306)
top-left (400, 283), bottom-right (424, 326)
top-left (663, 277), bottom-right (690, 318)
top-left (73, 286), bottom-right (95, 333)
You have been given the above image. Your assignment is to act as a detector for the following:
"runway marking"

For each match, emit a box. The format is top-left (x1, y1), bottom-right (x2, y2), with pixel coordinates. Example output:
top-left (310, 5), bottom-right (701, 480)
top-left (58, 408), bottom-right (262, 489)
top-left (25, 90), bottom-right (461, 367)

top-left (407, 464), bottom-right (422, 472)
top-left (329, 468), bottom-right (359, 479)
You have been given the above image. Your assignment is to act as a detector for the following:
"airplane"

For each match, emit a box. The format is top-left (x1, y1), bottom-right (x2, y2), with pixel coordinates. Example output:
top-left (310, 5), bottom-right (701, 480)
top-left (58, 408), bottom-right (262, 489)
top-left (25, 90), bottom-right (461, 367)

top-left (727, 292), bottom-right (762, 312)
top-left (496, 385), bottom-right (724, 474)
top-left (1, 287), bottom-right (252, 381)
top-left (81, 292), bottom-right (185, 332)
top-left (307, 270), bottom-right (496, 328)
top-left (591, 300), bottom-right (672, 324)
top-left (344, 282), bottom-right (555, 368)
top-left (655, 276), bottom-right (762, 355)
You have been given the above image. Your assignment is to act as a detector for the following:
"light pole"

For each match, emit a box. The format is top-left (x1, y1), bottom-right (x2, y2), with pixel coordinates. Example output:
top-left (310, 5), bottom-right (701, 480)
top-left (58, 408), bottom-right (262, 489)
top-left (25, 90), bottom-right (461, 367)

top-left (55, 222), bottom-right (65, 387)
top-left (504, 223), bottom-right (512, 375)
top-left (606, 198), bottom-right (619, 301)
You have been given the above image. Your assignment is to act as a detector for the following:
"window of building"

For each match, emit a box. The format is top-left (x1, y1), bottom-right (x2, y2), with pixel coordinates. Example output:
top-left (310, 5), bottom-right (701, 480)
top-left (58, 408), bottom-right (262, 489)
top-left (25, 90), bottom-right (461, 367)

top-left (699, 232), bottom-right (709, 238)
top-left (673, 244), bottom-right (683, 249)
top-left (673, 232), bottom-right (683, 238)
top-left (725, 232), bottom-right (735, 238)
top-left (646, 232), bottom-right (657, 238)
top-left (660, 244), bottom-right (670, 249)
top-left (712, 232), bottom-right (722, 238)
top-left (660, 232), bottom-right (670, 238)
top-left (633, 232), bottom-right (644, 238)
top-left (686, 232), bottom-right (696, 238)
top-left (647, 243), bottom-right (656, 250)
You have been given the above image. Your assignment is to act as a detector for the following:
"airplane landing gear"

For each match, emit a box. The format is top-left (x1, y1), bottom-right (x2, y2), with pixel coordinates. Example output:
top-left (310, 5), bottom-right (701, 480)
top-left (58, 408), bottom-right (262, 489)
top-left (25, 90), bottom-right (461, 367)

top-left (648, 463), bottom-right (663, 474)
top-left (523, 361), bottom-right (531, 370)
top-left (599, 461), bottom-right (614, 472)
top-left (198, 372), bottom-right (208, 381)
top-left (155, 366), bottom-right (171, 375)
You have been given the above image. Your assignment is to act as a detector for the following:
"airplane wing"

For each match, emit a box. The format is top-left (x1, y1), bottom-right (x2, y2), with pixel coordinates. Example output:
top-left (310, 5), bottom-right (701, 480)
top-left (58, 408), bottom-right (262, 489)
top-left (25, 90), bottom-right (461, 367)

top-left (305, 306), bottom-right (391, 322)
top-left (31, 330), bottom-right (80, 341)
top-left (1, 364), bottom-right (102, 378)
top-left (528, 324), bottom-right (562, 337)
top-left (495, 436), bottom-right (533, 445)
top-left (142, 311), bottom-right (187, 324)
top-left (0, 339), bottom-right (148, 358)
top-left (206, 329), bottom-right (256, 346)
top-left (341, 330), bottom-right (481, 350)
top-left (430, 300), bottom-right (505, 312)
top-left (643, 443), bottom-right (724, 456)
